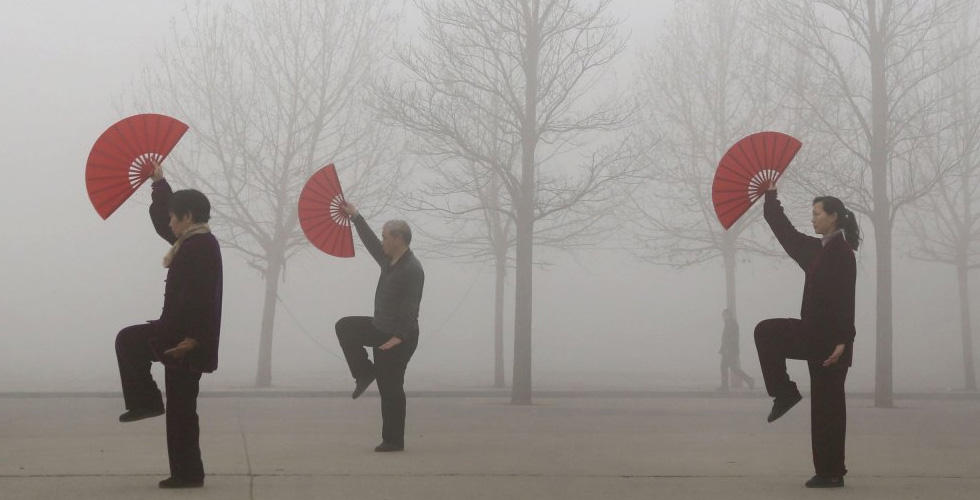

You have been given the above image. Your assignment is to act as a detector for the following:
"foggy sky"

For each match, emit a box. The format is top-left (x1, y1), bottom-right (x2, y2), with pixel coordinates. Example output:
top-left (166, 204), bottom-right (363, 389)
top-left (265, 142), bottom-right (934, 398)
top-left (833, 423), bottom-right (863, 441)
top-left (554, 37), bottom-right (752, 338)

top-left (0, 0), bottom-right (974, 394)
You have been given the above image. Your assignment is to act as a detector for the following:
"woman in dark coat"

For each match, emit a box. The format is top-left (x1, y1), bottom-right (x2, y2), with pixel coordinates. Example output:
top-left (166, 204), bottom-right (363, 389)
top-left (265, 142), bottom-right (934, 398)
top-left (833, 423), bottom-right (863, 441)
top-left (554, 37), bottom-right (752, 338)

top-left (754, 184), bottom-right (859, 488)
top-left (114, 161), bottom-right (222, 489)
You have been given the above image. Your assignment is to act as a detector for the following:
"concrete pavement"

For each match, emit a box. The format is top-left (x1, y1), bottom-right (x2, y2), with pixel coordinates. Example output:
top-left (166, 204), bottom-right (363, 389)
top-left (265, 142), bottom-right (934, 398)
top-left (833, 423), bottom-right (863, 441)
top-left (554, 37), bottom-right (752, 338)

top-left (2, 394), bottom-right (978, 499)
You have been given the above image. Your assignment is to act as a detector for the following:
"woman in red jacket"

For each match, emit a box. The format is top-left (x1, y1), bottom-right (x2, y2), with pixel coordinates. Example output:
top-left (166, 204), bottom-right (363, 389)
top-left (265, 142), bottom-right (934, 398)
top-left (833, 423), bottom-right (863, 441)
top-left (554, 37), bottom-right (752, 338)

top-left (754, 185), bottom-right (859, 489)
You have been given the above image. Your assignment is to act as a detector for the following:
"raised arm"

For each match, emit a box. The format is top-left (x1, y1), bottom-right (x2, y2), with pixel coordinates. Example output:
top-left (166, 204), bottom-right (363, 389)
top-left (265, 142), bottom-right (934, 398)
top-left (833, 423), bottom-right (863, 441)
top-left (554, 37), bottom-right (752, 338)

top-left (341, 202), bottom-right (386, 266)
top-left (763, 189), bottom-right (818, 270)
top-left (149, 164), bottom-right (177, 245)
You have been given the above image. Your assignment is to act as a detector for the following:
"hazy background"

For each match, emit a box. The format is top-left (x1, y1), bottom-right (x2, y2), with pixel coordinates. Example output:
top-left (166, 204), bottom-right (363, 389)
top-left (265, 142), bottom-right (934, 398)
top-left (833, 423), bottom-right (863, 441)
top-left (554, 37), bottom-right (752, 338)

top-left (0, 0), bottom-right (973, 395)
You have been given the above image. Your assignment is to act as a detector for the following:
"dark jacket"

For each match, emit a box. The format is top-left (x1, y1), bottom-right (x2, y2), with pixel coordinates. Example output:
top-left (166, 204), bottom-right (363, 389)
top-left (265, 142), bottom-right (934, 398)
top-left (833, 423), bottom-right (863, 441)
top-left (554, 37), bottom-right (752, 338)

top-left (764, 190), bottom-right (856, 366)
top-left (351, 214), bottom-right (424, 340)
top-left (720, 317), bottom-right (739, 355)
top-left (148, 179), bottom-right (223, 373)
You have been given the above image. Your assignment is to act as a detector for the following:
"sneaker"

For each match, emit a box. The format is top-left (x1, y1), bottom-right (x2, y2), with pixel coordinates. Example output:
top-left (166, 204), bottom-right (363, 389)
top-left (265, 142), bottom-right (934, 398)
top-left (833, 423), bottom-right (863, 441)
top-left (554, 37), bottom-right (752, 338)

top-left (766, 393), bottom-right (803, 423)
top-left (805, 475), bottom-right (844, 488)
top-left (118, 406), bottom-right (165, 423)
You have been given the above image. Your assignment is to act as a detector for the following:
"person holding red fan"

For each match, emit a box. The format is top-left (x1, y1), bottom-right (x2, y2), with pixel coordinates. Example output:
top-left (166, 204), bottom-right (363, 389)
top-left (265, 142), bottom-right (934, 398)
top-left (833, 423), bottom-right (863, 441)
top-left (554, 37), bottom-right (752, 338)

top-left (753, 182), bottom-right (860, 488)
top-left (113, 160), bottom-right (223, 489)
top-left (335, 201), bottom-right (424, 453)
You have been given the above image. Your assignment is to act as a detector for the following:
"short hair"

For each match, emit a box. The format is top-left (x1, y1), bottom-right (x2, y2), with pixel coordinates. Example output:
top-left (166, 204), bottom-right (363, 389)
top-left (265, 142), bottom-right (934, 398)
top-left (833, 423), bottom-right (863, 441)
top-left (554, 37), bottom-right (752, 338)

top-left (383, 220), bottom-right (412, 246)
top-left (169, 189), bottom-right (211, 223)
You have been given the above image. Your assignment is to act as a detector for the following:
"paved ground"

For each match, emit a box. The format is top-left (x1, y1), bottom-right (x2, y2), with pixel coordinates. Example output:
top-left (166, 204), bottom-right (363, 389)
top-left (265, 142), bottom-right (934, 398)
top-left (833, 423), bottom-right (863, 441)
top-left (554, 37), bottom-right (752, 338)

top-left (2, 393), bottom-right (978, 499)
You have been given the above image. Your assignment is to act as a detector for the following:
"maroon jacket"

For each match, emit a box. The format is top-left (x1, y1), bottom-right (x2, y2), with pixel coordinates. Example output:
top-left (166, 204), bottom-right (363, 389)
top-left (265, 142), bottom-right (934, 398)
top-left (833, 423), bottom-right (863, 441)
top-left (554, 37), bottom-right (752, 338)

top-left (764, 190), bottom-right (856, 366)
top-left (148, 180), bottom-right (223, 373)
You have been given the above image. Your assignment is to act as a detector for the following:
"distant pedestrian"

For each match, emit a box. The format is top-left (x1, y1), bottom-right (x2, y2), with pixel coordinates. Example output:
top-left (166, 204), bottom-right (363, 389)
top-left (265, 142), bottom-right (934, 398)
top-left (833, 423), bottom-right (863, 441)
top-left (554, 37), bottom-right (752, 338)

top-left (754, 183), bottom-right (859, 488)
top-left (335, 201), bottom-right (424, 452)
top-left (719, 309), bottom-right (754, 391)
top-left (114, 161), bottom-right (222, 489)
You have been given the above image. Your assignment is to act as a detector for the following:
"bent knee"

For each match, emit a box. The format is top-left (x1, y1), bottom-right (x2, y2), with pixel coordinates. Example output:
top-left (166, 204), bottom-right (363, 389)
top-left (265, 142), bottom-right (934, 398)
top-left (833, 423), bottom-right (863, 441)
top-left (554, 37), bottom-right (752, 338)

top-left (115, 326), bottom-right (139, 349)
top-left (335, 316), bottom-right (356, 337)
top-left (754, 319), bottom-right (780, 342)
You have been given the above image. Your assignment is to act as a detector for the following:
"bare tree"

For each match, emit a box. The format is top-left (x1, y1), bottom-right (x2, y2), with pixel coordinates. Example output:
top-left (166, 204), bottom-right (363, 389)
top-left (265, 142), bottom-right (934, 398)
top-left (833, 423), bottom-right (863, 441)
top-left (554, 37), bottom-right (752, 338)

top-left (131, 0), bottom-right (401, 387)
top-left (904, 5), bottom-right (980, 391)
top-left (387, 88), bottom-right (520, 389)
top-left (374, 0), bottom-right (638, 403)
top-left (398, 116), bottom-right (517, 389)
top-left (630, 0), bottom-right (790, 385)
top-left (759, 0), bottom-right (977, 407)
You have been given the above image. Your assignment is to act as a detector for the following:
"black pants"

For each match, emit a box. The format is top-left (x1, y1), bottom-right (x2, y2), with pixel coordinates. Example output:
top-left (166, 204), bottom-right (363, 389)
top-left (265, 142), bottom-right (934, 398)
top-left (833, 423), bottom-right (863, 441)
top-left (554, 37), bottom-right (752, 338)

top-left (754, 318), bottom-right (848, 477)
top-left (720, 352), bottom-right (753, 389)
top-left (116, 324), bottom-right (205, 481)
top-left (336, 316), bottom-right (418, 446)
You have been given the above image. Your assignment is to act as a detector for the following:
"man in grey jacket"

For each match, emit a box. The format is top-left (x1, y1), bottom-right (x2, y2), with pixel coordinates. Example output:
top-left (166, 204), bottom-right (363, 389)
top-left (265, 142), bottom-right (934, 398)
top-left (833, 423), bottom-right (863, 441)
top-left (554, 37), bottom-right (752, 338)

top-left (336, 201), bottom-right (424, 452)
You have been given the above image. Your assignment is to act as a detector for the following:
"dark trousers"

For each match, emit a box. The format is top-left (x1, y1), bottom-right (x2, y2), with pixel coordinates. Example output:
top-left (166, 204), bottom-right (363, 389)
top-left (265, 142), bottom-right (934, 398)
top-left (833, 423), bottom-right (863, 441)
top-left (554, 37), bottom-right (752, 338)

top-left (115, 324), bottom-right (205, 481)
top-left (336, 316), bottom-right (418, 446)
top-left (720, 352), bottom-right (753, 389)
top-left (754, 318), bottom-right (848, 477)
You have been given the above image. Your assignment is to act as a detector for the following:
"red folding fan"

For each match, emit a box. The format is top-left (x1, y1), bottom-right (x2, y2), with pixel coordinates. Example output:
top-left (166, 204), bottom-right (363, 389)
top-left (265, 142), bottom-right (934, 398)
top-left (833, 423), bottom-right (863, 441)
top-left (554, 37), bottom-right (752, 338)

top-left (85, 114), bottom-right (189, 219)
top-left (298, 164), bottom-right (355, 258)
top-left (711, 131), bottom-right (802, 229)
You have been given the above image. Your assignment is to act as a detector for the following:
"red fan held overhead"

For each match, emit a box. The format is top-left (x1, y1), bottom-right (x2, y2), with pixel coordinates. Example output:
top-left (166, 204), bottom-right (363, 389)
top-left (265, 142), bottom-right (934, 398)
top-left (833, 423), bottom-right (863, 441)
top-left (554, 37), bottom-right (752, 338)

top-left (86, 114), bottom-right (189, 219)
top-left (712, 131), bottom-right (802, 230)
top-left (298, 164), bottom-right (355, 258)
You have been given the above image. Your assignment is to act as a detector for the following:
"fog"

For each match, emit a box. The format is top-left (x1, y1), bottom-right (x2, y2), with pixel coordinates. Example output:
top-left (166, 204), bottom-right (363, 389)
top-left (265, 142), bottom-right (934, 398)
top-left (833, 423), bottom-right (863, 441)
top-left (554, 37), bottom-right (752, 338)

top-left (1, 0), bottom-right (976, 398)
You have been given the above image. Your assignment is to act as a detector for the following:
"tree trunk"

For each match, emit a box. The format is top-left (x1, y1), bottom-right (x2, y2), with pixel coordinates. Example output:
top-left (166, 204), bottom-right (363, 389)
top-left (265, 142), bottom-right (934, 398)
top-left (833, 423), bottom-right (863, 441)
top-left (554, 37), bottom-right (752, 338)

top-left (957, 261), bottom-right (977, 391)
top-left (511, 216), bottom-right (534, 404)
top-left (494, 246), bottom-right (507, 388)
top-left (958, 116), bottom-right (977, 391)
top-left (255, 256), bottom-right (283, 388)
top-left (722, 234), bottom-right (742, 388)
top-left (873, 221), bottom-right (893, 407)
top-left (511, 0), bottom-right (540, 405)
top-left (869, 3), bottom-right (894, 408)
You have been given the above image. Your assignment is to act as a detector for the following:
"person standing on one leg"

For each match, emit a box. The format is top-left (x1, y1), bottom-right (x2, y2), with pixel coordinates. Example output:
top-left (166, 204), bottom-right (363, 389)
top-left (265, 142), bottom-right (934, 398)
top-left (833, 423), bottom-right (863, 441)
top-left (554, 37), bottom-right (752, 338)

top-left (336, 201), bottom-right (424, 452)
top-left (114, 161), bottom-right (223, 489)
top-left (719, 309), bottom-right (754, 391)
top-left (754, 183), bottom-right (859, 489)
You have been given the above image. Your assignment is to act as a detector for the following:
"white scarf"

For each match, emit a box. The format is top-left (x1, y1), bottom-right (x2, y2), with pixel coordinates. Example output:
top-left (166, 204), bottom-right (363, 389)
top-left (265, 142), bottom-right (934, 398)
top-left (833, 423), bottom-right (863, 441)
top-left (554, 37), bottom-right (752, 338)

top-left (821, 229), bottom-right (843, 247)
top-left (163, 223), bottom-right (211, 268)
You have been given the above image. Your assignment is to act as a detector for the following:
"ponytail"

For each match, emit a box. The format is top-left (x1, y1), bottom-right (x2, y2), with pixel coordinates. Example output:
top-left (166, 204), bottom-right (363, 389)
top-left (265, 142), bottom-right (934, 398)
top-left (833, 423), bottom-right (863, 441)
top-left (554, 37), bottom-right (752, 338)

top-left (813, 196), bottom-right (861, 251)
top-left (840, 208), bottom-right (861, 251)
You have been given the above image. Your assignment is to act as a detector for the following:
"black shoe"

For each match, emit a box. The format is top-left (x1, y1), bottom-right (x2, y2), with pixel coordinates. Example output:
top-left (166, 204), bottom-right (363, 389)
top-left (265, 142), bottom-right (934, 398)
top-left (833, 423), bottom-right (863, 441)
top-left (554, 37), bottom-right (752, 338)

top-left (766, 393), bottom-right (803, 423)
top-left (805, 475), bottom-right (844, 488)
top-left (374, 442), bottom-right (404, 452)
top-left (119, 406), bottom-right (165, 423)
top-left (158, 477), bottom-right (204, 489)
top-left (352, 376), bottom-right (376, 400)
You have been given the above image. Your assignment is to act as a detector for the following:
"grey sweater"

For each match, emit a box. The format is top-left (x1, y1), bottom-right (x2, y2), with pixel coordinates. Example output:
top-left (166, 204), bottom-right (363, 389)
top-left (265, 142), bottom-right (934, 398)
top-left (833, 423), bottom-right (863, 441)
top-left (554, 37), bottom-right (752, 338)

top-left (351, 214), bottom-right (424, 340)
